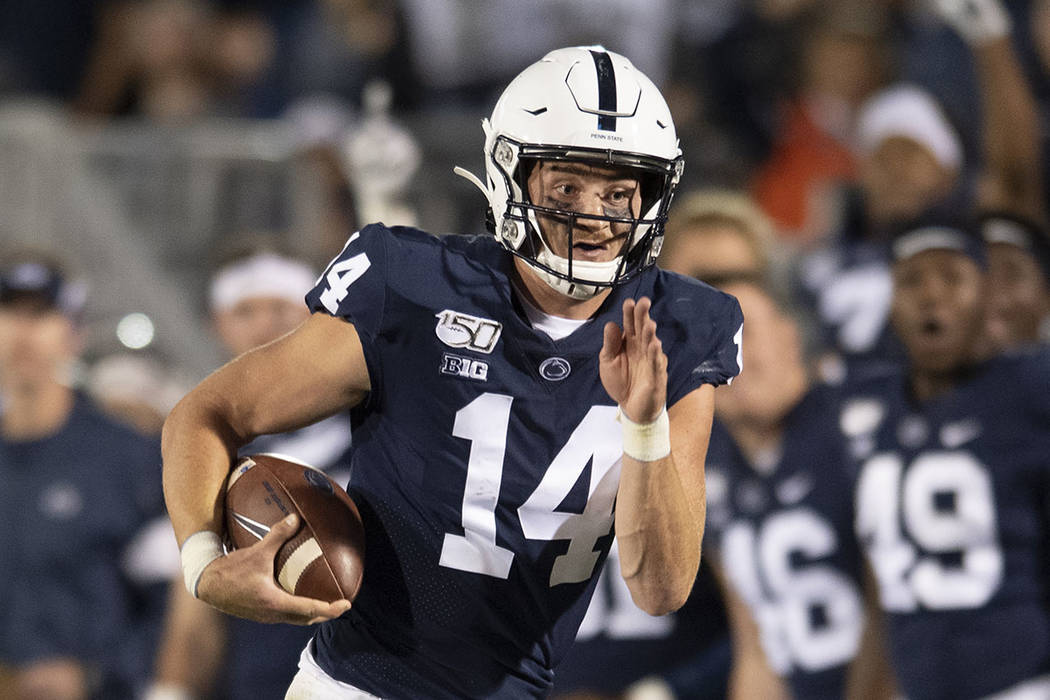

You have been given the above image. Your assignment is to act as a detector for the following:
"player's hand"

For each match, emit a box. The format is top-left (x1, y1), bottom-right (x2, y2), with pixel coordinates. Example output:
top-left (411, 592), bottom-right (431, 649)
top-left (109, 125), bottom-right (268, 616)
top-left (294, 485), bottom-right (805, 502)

top-left (600, 297), bottom-right (668, 423)
top-left (196, 513), bottom-right (351, 626)
top-left (932, 0), bottom-right (1011, 45)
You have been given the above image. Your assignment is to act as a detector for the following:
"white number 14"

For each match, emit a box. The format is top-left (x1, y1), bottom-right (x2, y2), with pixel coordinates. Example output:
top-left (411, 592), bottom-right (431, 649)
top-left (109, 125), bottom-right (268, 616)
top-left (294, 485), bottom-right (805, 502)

top-left (439, 393), bottom-right (623, 586)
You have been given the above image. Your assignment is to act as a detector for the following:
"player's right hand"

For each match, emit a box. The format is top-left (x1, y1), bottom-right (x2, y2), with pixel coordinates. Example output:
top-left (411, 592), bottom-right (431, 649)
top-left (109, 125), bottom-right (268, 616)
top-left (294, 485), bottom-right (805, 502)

top-left (196, 513), bottom-right (352, 625)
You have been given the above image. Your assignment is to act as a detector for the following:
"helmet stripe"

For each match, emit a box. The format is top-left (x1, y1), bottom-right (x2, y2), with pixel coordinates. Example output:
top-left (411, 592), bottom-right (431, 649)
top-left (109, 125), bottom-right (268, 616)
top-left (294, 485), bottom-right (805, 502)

top-left (589, 50), bottom-right (617, 131)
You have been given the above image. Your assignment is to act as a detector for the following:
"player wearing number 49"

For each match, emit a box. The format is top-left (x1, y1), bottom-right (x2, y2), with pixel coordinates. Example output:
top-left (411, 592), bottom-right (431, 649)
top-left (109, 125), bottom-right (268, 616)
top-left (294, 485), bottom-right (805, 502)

top-left (845, 217), bottom-right (1050, 700)
top-left (162, 45), bottom-right (742, 699)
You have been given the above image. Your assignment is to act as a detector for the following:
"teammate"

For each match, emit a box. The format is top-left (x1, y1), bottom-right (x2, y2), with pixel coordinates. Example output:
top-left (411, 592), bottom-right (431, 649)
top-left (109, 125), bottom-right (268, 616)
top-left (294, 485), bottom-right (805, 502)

top-left (150, 239), bottom-right (352, 700)
top-left (846, 218), bottom-right (1050, 698)
top-left (703, 280), bottom-right (895, 700)
top-left (161, 46), bottom-right (743, 699)
top-left (0, 250), bottom-right (166, 699)
top-left (980, 212), bottom-right (1050, 350)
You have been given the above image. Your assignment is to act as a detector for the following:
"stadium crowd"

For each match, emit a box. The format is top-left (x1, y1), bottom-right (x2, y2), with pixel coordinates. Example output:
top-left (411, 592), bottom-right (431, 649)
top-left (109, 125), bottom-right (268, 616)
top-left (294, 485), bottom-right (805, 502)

top-left (1, 0), bottom-right (1049, 698)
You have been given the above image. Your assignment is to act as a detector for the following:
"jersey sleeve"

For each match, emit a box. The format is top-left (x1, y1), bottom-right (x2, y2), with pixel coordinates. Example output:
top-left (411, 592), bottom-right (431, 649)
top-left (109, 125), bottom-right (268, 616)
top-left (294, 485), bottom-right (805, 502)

top-left (663, 289), bottom-right (744, 407)
top-left (306, 224), bottom-right (391, 338)
top-left (306, 224), bottom-right (393, 393)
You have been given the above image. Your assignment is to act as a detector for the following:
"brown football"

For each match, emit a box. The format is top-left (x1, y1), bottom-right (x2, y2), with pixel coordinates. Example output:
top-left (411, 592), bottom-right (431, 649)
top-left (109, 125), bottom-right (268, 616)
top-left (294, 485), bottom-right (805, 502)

top-left (224, 453), bottom-right (364, 603)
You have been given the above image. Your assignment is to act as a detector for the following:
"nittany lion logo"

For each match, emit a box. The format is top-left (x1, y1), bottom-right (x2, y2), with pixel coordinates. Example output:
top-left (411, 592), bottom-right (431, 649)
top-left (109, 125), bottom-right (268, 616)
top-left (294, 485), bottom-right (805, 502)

top-left (435, 310), bottom-right (502, 354)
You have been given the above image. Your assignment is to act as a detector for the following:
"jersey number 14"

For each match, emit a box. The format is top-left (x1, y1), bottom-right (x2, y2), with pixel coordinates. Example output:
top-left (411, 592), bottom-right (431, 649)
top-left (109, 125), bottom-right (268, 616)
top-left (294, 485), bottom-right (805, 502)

top-left (439, 393), bottom-right (622, 587)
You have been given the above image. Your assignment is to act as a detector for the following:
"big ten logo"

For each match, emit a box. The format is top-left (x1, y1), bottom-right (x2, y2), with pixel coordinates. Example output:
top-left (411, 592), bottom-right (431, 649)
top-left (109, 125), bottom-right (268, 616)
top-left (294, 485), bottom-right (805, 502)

top-left (435, 310), bottom-right (503, 353)
top-left (441, 353), bottom-right (489, 381)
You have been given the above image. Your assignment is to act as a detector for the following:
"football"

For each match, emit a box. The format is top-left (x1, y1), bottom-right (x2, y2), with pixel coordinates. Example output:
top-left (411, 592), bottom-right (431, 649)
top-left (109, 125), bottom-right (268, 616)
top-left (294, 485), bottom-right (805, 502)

top-left (224, 453), bottom-right (365, 603)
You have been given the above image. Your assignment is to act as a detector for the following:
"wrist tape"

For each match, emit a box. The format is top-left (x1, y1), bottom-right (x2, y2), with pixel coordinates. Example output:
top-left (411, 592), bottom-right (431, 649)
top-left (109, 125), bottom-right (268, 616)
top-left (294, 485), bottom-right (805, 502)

top-left (618, 407), bottom-right (671, 462)
top-left (180, 530), bottom-right (224, 598)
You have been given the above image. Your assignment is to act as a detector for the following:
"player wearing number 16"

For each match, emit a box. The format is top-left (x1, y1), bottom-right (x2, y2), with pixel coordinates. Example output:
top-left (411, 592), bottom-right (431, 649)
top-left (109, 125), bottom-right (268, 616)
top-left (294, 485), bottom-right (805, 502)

top-left (161, 45), bottom-right (742, 699)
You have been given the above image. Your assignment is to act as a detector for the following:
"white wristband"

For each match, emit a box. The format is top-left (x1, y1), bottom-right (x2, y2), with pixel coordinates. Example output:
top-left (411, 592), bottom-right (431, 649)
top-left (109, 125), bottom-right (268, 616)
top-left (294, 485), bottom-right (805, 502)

top-left (618, 407), bottom-right (671, 462)
top-left (180, 530), bottom-right (224, 598)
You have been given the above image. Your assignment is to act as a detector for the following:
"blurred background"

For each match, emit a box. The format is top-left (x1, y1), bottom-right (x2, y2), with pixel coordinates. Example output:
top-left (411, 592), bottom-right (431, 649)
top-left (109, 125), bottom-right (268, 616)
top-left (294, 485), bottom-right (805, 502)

top-left (1, 2), bottom-right (1049, 698)
top-left (1, 0), bottom-right (1046, 385)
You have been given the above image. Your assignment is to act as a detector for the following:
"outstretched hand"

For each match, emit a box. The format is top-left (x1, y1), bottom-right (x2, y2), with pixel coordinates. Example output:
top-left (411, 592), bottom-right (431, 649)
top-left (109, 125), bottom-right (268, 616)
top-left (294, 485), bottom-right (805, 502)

top-left (196, 513), bottom-right (351, 626)
top-left (599, 297), bottom-right (668, 424)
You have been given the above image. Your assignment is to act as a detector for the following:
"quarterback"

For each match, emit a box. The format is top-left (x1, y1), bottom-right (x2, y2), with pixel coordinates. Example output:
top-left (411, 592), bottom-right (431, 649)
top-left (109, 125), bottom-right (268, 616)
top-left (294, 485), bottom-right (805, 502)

top-left (162, 46), bottom-right (742, 698)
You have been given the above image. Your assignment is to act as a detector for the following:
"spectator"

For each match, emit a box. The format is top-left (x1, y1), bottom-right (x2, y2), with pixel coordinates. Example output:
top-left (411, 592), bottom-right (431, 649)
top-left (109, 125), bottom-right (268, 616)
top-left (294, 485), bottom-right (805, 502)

top-left (752, 1), bottom-right (890, 242)
top-left (796, 0), bottom-right (1043, 377)
top-left (0, 249), bottom-right (167, 699)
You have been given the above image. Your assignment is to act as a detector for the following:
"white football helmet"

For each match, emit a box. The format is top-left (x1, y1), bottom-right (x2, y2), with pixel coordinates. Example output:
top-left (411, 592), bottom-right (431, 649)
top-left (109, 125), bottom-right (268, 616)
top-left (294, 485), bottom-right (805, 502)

top-left (455, 46), bottom-right (684, 299)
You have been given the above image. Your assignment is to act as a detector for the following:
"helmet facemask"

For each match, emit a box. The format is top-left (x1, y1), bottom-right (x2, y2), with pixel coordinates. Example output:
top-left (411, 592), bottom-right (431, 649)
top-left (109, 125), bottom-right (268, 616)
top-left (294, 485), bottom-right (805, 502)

top-left (486, 133), bottom-right (682, 299)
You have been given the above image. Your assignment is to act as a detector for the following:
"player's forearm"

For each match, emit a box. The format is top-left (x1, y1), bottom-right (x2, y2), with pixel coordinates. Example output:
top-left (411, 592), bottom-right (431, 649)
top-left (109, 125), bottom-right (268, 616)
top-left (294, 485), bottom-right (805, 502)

top-left (161, 388), bottom-right (246, 546)
top-left (615, 452), bottom-right (703, 615)
top-left (972, 34), bottom-right (1044, 219)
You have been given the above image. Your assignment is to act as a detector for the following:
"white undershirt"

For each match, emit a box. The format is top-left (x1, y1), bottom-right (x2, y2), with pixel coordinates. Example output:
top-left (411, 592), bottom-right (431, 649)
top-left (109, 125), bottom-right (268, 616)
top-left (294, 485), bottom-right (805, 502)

top-left (514, 287), bottom-right (588, 341)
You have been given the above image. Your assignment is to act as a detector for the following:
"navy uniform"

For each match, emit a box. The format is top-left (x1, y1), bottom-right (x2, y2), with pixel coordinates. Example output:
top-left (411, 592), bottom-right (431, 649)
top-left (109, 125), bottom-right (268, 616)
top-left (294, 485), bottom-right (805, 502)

top-left (0, 393), bottom-right (164, 698)
top-left (553, 547), bottom-right (730, 699)
top-left (846, 348), bottom-right (1050, 699)
top-left (221, 415), bottom-right (353, 700)
top-left (704, 385), bottom-right (867, 700)
top-left (302, 223), bottom-right (742, 699)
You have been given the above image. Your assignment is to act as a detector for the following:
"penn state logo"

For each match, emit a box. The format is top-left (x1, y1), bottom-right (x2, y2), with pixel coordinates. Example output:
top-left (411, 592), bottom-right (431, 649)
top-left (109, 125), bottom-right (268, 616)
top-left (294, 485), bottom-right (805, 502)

top-left (303, 467), bottom-right (333, 495)
top-left (435, 310), bottom-right (502, 354)
top-left (539, 357), bottom-right (571, 381)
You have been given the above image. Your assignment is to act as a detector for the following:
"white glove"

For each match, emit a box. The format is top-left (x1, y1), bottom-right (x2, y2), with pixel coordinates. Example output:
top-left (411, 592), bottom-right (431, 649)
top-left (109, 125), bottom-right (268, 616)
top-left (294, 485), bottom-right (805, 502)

top-left (933, 0), bottom-right (1012, 45)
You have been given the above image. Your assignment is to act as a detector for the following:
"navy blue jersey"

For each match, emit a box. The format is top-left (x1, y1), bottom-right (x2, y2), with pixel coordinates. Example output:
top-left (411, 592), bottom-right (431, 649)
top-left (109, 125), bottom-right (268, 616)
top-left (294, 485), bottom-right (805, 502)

top-left (220, 415), bottom-right (353, 700)
top-left (0, 394), bottom-right (163, 697)
top-left (552, 547), bottom-right (730, 699)
top-left (845, 348), bottom-right (1050, 700)
top-left (704, 385), bottom-right (866, 700)
top-left (303, 224), bottom-right (743, 699)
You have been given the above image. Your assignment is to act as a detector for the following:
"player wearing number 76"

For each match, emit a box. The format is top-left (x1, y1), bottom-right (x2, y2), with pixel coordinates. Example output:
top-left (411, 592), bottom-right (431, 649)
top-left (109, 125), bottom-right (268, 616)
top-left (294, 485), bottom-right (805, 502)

top-left (845, 217), bottom-right (1050, 700)
top-left (161, 45), bottom-right (742, 699)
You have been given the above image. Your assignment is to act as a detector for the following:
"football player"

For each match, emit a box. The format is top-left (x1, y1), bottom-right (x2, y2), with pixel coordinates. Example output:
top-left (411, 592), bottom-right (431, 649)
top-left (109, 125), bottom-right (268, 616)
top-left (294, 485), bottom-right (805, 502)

top-left (162, 46), bottom-right (742, 699)
top-left (846, 218), bottom-right (1050, 698)
top-left (150, 238), bottom-right (353, 700)
top-left (703, 279), bottom-right (895, 700)
top-left (980, 212), bottom-right (1050, 350)
top-left (0, 250), bottom-right (166, 699)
